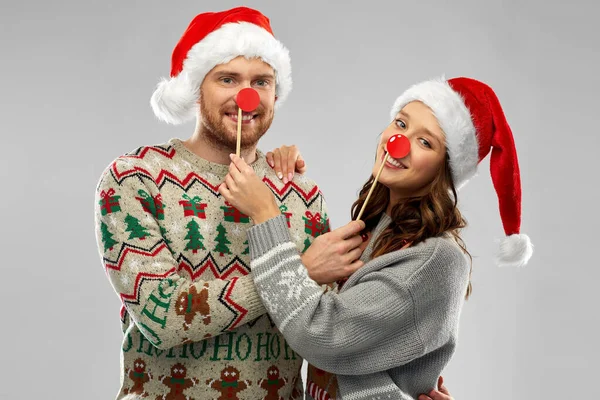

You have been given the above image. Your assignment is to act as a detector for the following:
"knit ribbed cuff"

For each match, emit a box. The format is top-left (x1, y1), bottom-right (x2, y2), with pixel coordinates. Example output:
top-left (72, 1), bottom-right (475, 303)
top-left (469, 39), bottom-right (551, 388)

top-left (247, 214), bottom-right (293, 260)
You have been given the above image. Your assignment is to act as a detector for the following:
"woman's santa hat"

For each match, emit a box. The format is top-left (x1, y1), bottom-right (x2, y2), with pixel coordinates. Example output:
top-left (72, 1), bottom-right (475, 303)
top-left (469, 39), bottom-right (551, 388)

top-left (390, 77), bottom-right (533, 267)
top-left (151, 7), bottom-right (292, 125)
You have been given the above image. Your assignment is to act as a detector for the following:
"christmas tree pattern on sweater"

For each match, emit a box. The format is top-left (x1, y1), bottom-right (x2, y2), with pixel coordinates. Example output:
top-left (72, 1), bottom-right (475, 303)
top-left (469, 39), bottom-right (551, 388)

top-left (95, 138), bottom-right (330, 399)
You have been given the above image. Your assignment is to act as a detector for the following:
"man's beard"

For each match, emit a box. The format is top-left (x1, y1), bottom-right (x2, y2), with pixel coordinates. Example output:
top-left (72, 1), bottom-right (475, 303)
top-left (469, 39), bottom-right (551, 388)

top-left (199, 96), bottom-right (274, 152)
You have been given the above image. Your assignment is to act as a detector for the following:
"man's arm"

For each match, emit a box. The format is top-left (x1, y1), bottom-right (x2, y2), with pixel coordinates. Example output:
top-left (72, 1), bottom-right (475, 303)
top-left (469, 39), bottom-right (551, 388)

top-left (94, 158), bottom-right (267, 349)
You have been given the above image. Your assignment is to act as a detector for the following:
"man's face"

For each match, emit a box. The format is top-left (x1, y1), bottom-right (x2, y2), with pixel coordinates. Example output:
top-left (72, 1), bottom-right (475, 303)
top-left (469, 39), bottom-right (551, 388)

top-left (199, 56), bottom-right (277, 150)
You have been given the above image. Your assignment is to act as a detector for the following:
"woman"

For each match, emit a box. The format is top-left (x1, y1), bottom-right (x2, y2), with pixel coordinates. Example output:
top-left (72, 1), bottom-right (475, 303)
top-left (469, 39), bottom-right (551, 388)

top-left (219, 77), bottom-right (533, 399)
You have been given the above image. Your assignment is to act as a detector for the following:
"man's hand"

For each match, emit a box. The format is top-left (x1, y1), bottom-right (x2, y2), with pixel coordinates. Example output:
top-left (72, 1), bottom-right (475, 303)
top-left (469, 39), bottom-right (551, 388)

top-left (266, 145), bottom-right (306, 184)
top-left (418, 376), bottom-right (454, 400)
top-left (302, 220), bottom-right (366, 285)
top-left (219, 154), bottom-right (280, 224)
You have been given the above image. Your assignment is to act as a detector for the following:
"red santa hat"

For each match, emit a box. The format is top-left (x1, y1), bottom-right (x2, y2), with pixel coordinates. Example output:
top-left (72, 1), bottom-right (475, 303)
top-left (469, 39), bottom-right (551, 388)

top-left (390, 76), bottom-right (533, 267)
top-left (150, 7), bottom-right (292, 125)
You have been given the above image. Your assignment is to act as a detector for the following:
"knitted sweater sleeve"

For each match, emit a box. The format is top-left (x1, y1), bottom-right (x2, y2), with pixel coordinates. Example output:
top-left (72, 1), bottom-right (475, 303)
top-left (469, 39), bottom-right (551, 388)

top-left (248, 215), bottom-right (468, 375)
top-left (94, 158), bottom-right (266, 350)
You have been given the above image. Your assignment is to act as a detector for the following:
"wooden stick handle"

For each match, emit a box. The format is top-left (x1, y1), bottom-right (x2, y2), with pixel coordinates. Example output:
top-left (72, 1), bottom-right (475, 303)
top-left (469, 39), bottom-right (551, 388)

top-left (236, 107), bottom-right (242, 157)
top-left (356, 153), bottom-right (388, 221)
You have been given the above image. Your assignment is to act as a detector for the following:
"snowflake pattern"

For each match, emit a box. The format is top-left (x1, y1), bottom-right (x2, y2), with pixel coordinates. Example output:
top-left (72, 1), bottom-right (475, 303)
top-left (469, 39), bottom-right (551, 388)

top-left (120, 158), bottom-right (136, 168)
top-left (108, 214), bottom-right (118, 228)
top-left (181, 160), bottom-right (192, 170)
top-left (120, 273), bottom-right (130, 287)
top-left (200, 222), bottom-right (214, 234)
top-left (293, 232), bottom-right (302, 243)
top-left (231, 225), bottom-right (243, 236)
top-left (259, 290), bottom-right (281, 315)
top-left (129, 258), bottom-right (142, 272)
top-left (171, 162), bottom-right (182, 174)
top-left (151, 155), bottom-right (164, 166)
top-left (203, 172), bottom-right (219, 182)
top-left (169, 221), bottom-right (184, 236)
top-left (277, 264), bottom-right (316, 302)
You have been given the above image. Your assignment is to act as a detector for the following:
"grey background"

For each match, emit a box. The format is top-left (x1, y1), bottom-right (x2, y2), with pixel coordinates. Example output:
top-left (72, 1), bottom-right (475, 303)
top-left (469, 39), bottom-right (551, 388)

top-left (2, 0), bottom-right (598, 399)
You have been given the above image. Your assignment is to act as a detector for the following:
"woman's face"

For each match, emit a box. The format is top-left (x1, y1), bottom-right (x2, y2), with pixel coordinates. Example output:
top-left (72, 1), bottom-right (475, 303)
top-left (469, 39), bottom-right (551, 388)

top-left (374, 101), bottom-right (447, 199)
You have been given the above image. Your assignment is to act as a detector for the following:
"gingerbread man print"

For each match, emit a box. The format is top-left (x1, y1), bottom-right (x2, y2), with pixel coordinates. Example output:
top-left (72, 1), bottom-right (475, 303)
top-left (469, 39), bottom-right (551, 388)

top-left (124, 358), bottom-right (152, 397)
top-left (258, 365), bottom-right (288, 400)
top-left (206, 366), bottom-right (250, 400)
top-left (157, 363), bottom-right (198, 400)
top-left (174, 282), bottom-right (211, 330)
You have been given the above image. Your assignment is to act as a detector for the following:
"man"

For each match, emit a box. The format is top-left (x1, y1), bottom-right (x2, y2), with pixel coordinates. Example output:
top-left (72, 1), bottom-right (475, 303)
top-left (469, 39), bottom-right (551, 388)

top-left (95, 6), bottom-right (454, 399)
top-left (94, 7), bottom-right (342, 398)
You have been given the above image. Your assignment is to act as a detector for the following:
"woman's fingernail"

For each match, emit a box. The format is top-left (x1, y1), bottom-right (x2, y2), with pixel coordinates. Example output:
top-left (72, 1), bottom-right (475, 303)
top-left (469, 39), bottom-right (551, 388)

top-left (277, 172), bottom-right (283, 179)
top-left (268, 160), bottom-right (274, 167)
top-left (288, 172), bottom-right (293, 182)
top-left (283, 177), bottom-right (288, 184)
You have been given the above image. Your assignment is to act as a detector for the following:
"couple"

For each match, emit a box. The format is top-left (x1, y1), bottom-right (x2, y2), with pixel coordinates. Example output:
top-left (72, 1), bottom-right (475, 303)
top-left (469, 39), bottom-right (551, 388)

top-left (94, 6), bottom-right (532, 400)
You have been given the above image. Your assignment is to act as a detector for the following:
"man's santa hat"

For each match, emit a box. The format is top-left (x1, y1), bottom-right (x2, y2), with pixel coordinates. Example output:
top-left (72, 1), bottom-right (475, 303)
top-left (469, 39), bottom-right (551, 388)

top-left (390, 77), bottom-right (533, 267)
top-left (150, 7), bottom-right (292, 125)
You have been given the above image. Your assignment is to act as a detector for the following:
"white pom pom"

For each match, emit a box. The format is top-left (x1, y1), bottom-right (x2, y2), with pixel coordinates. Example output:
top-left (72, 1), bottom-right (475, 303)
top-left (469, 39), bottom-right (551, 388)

top-left (496, 233), bottom-right (533, 267)
top-left (150, 74), bottom-right (198, 125)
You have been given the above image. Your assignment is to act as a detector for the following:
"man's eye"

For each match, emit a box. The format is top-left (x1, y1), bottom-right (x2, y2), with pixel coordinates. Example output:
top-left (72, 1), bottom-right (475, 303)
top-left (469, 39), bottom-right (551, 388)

top-left (395, 119), bottom-right (406, 129)
top-left (221, 77), bottom-right (233, 84)
top-left (255, 80), bottom-right (268, 87)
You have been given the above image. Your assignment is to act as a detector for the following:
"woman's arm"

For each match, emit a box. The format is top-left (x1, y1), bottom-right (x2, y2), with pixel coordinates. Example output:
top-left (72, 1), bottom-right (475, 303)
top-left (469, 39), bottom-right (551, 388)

top-left (246, 214), bottom-right (424, 374)
top-left (221, 155), bottom-right (468, 376)
top-left (219, 154), bottom-right (365, 284)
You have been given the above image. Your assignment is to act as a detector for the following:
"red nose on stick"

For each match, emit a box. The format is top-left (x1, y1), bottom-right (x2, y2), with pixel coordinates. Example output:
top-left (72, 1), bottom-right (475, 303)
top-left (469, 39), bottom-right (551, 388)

top-left (234, 88), bottom-right (261, 157)
top-left (356, 134), bottom-right (412, 221)
top-left (387, 134), bottom-right (410, 159)
top-left (236, 88), bottom-right (260, 112)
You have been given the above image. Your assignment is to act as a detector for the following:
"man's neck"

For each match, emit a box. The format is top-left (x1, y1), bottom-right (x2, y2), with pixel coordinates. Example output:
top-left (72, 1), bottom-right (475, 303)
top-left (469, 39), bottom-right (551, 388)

top-left (184, 123), bottom-right (258, 165)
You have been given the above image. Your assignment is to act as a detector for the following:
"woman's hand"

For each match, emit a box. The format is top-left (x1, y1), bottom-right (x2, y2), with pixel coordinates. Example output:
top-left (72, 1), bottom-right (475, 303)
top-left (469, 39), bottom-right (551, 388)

top-left (418, 376), bottom-right (454, 400)
top-left (266, 145), bottom-right (306, 184)
top-left (219, 154), bottom-right (280, 224)
top-left (302, 220), bottom-right (366, 285)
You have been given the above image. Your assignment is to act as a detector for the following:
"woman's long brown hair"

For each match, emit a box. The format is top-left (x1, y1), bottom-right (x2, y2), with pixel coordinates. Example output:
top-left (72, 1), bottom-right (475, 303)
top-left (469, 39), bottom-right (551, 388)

top-left (351, 155), bottom-right (473, 298)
